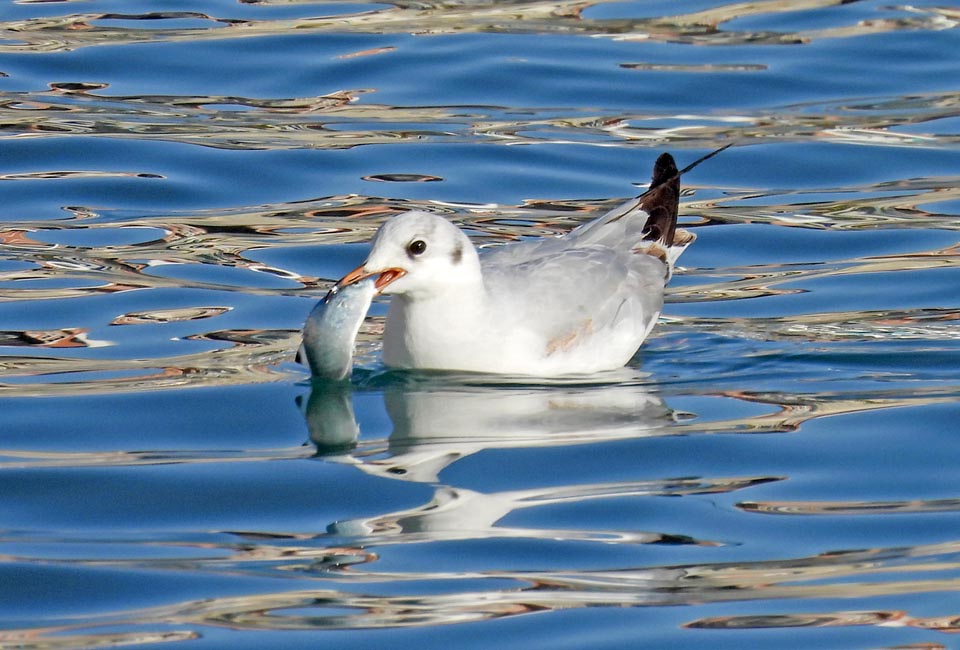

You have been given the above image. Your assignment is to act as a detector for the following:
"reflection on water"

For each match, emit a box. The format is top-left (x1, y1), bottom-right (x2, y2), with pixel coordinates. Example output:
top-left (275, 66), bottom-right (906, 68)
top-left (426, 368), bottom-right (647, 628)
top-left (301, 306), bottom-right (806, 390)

top-left (3, 75), bottom-right (959, 153)
top-left (6, 378), bottom-right (959, 643)
top-left (3, 374), bottom-right (959, 646)
top-left (1, 0), bottom-right (959, 648)
top-left (11, 539), bottom-right (959, 636)
top-left (304, 376), bottom-right (761, 544)
top-left (2, 1), bottom-right (957, 49)
top-left (1, 3), bottom-right (959, 155)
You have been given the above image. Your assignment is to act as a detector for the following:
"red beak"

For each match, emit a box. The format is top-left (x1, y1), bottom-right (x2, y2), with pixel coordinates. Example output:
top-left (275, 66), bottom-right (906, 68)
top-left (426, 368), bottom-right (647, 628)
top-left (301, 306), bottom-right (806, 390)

top-left (335, 264), bottom-right (407, 293)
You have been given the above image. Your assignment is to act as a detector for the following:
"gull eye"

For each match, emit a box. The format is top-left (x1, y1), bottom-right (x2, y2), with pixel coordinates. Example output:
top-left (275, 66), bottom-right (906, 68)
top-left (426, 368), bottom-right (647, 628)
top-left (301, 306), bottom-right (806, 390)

top-left (407, 239), bottom-right (427, 257)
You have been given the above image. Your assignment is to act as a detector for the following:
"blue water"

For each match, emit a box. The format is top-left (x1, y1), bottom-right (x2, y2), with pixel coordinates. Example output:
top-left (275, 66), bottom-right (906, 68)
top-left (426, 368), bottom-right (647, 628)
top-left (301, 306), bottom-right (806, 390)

top-left (2, 2), bottom-right (959, 648)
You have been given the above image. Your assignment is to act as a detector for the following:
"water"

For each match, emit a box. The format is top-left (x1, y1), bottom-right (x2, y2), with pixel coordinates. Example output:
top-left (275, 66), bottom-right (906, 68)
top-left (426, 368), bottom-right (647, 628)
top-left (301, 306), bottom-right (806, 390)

top-left (1, 1), bottom-right (959, 648)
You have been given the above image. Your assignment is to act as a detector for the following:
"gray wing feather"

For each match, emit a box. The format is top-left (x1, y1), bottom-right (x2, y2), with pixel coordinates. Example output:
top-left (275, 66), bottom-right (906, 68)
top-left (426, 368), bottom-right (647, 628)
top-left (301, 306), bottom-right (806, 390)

top-left (482, 245), bottom-right (666, 343)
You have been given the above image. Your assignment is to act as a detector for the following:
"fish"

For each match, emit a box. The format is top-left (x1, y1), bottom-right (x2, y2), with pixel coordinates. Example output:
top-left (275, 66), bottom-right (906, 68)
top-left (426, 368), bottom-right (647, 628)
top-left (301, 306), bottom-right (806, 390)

top-left (299, 277), bottom-right (376, 381)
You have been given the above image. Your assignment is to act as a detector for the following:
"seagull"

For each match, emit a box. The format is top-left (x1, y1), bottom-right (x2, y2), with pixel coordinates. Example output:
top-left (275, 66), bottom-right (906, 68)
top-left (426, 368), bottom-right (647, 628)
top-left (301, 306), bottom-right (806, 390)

top-left (331, 145), bottom-right (729, 376)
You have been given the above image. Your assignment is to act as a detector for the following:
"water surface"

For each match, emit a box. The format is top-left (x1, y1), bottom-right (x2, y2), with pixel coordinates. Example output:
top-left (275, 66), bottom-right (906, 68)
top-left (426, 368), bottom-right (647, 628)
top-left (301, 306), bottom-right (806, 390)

top-left (1, 1), bottom-right (959, 649)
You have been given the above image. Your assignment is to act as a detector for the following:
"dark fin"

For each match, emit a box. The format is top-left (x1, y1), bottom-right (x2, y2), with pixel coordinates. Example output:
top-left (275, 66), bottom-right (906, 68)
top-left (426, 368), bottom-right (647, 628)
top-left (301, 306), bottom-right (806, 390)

top-left (639, 142), bottom-right (733, 246)
top-left (640, 152), bottom-right (680, 245)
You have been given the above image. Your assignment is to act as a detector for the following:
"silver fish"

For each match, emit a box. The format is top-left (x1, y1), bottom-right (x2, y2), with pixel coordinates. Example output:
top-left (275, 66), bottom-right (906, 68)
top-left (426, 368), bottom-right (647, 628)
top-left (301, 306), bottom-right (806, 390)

top-left (299, 278), bottom-right (376, 381)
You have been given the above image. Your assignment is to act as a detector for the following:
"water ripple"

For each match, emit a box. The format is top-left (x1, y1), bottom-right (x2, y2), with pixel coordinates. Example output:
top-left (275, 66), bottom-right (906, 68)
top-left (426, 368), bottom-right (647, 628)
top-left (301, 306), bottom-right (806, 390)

top-left (2, 87), bottom-right (957, 152)
top-left (2, 539), bottom-right (957, 640)
top-left (2, 2), bottom-right (957, 52)
top-left (1, 1), bottom-right (958, 649)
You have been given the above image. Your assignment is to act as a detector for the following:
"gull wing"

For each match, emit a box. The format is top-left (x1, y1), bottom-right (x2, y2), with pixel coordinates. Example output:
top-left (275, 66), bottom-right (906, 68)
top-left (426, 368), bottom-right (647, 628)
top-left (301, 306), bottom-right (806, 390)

top-left (482, 245), bottom-right (666, 347)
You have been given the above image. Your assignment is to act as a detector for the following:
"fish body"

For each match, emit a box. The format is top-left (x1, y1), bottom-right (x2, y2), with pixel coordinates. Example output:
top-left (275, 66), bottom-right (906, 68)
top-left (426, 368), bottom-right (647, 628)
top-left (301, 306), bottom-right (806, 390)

top-left (300, 278), bottom-right (376, 381)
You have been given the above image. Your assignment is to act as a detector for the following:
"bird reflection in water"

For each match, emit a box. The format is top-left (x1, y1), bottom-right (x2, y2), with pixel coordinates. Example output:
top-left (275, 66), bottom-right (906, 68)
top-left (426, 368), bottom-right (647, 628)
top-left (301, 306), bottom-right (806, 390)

top-left (298, 373), bottom-right (742, 545)
top-left (303, 370), bottom-right (673, 481)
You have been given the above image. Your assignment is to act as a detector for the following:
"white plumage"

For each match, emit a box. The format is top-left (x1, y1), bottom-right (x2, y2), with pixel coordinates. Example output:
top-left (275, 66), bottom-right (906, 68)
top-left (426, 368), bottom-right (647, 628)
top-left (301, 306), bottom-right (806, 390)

top-left (327, 149), bottom-right (722, 376)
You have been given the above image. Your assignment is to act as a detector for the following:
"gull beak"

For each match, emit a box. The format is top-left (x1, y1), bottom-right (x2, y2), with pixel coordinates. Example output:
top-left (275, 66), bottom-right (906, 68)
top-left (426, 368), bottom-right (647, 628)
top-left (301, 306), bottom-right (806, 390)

top-left (334, 264), bottom-right (407, 294)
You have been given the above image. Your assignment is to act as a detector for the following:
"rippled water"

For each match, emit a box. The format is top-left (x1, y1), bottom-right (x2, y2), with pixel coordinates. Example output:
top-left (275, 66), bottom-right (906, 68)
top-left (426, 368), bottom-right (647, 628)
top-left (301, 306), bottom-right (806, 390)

top-left (2, 1), bottom-right (959, 648)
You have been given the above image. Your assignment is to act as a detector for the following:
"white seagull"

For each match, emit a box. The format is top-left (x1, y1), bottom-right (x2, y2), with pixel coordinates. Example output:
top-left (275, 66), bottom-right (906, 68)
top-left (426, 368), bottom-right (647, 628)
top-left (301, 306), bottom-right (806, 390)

top-left (331, 146), bottom-right (728, 376)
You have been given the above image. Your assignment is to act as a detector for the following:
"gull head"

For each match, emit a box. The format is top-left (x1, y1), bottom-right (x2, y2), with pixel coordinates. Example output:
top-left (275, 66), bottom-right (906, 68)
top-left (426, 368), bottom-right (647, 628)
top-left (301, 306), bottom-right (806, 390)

top-left (335, 211), bottom-right (480, 298)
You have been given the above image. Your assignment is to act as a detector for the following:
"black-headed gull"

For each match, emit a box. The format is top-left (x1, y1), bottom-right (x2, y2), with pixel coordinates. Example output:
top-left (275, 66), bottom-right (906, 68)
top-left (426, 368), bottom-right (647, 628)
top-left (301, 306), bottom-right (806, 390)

top-left (325, 146), bottom-right (728, 376)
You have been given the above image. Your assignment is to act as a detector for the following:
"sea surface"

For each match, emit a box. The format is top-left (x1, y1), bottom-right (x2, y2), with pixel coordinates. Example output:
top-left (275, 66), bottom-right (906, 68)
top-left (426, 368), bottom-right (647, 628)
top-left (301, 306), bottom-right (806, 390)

top-left (1, 1), bottom-right (959, 649)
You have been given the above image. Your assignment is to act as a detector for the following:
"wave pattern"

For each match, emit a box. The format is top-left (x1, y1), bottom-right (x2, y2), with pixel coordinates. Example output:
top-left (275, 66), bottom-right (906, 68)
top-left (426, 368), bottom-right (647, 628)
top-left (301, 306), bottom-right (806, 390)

top-left (0, 1), bottom-right (958, 649)
top-left (1, 2), bottom-right (958, 51)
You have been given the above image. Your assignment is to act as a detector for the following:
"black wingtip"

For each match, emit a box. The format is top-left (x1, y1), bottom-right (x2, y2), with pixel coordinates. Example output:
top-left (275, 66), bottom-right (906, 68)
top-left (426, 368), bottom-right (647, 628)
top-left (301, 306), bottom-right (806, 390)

top-left (641, 142), bottom-right (733, 245)
top-left (651, 152), bottom-right (678, 187)
top-left (640, 153), bottom-right (681, 244)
